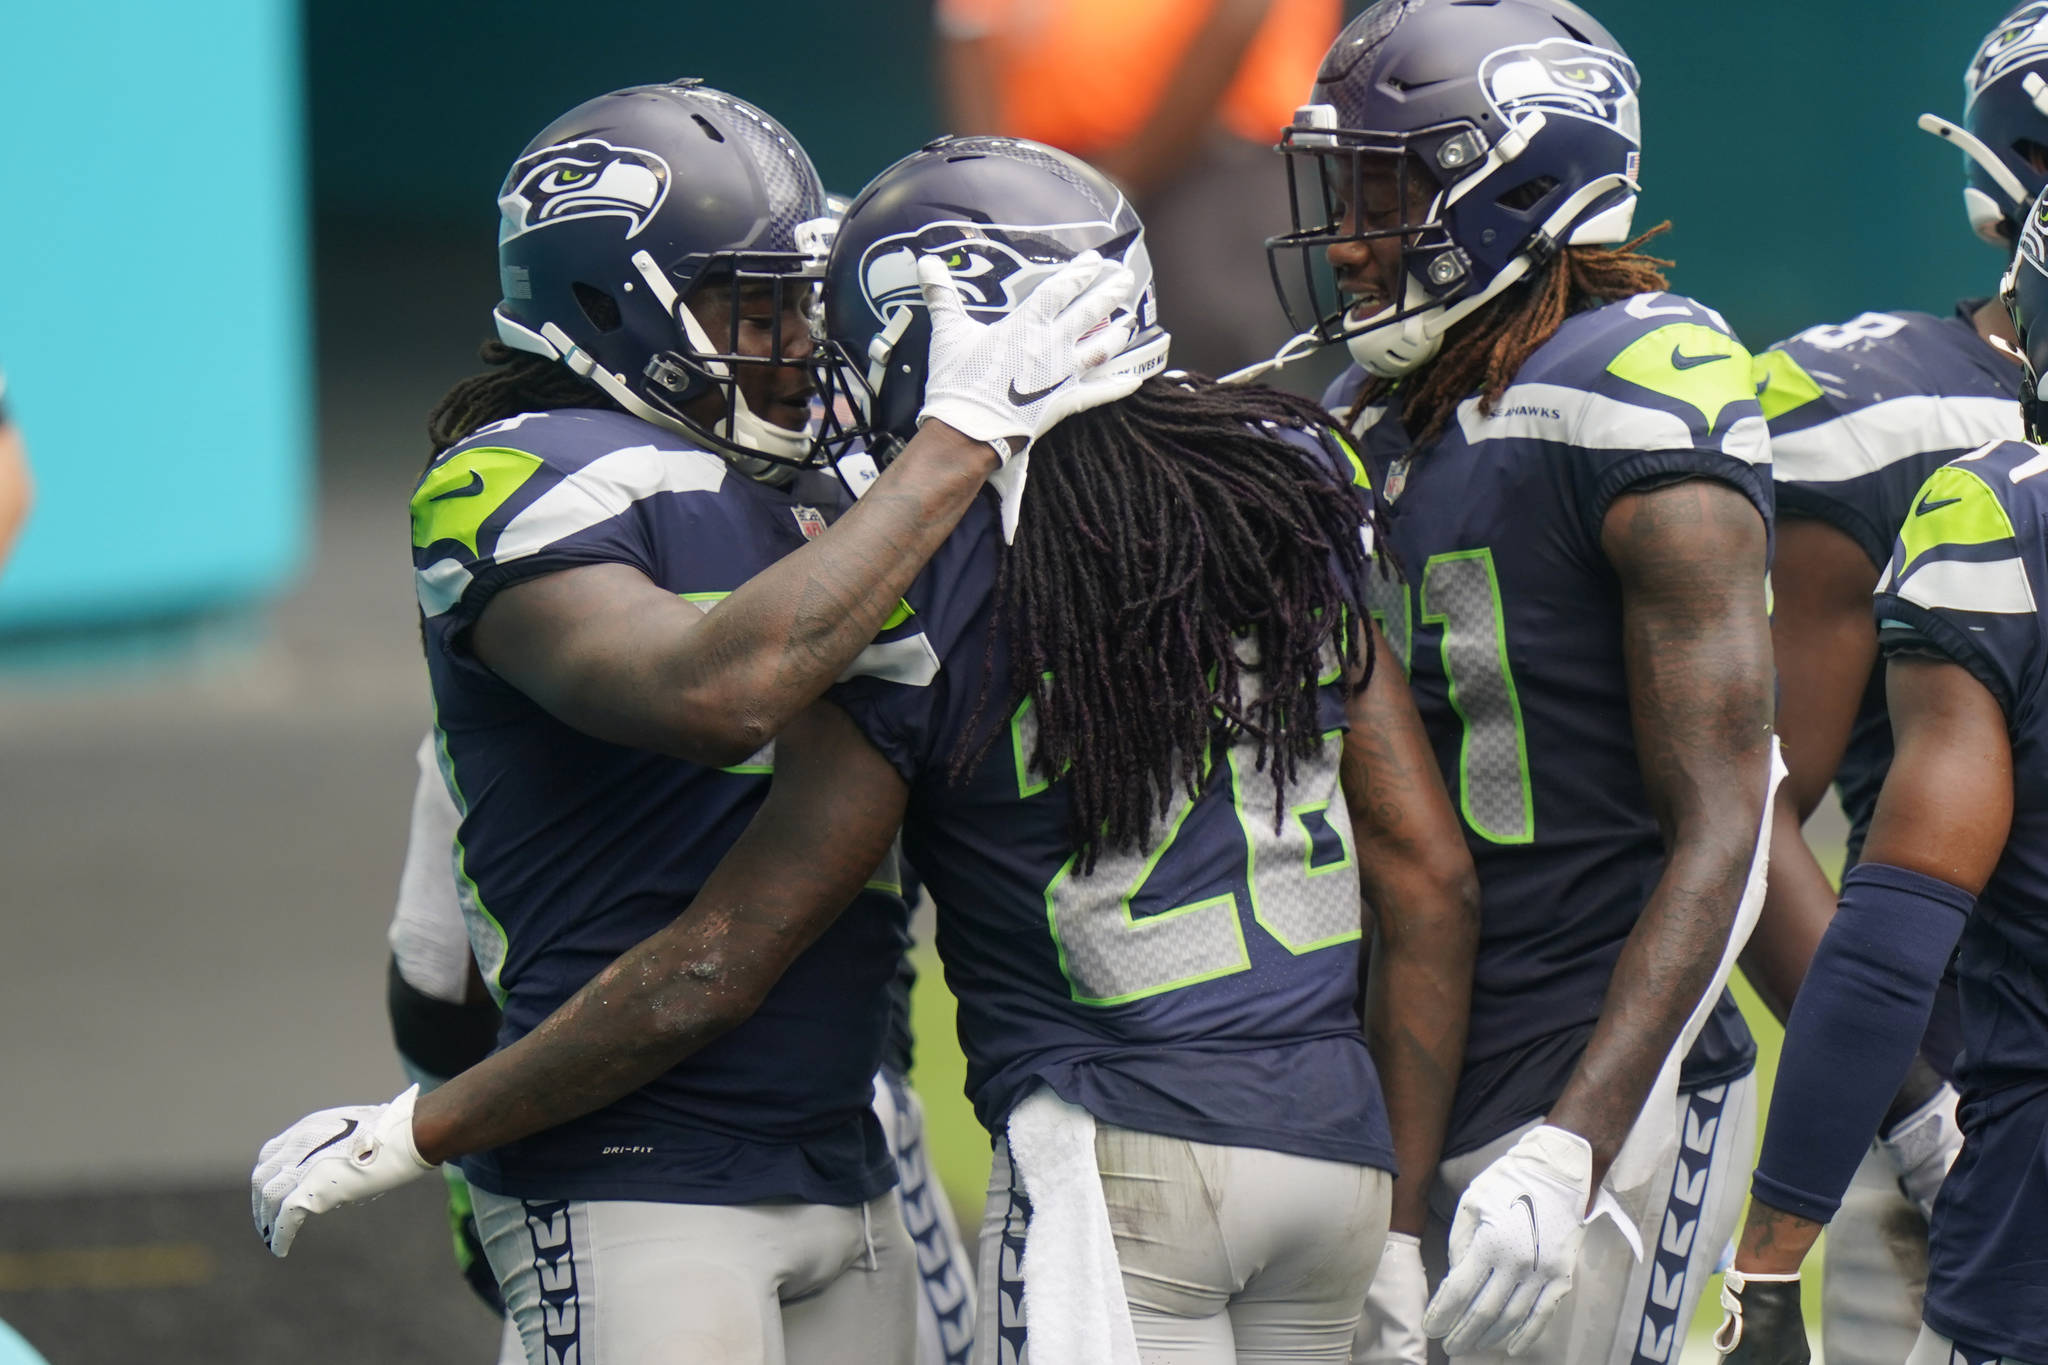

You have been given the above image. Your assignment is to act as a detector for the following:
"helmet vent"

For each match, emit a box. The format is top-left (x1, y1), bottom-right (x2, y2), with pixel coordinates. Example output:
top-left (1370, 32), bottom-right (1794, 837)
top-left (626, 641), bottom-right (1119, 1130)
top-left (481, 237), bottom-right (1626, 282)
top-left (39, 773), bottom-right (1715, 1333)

top-left (572, 282), bottom-right (623, 333)
top-left (1497, 176), bottom-right (1559, 212)
top-left (692, 114), bottom-right (726, 143)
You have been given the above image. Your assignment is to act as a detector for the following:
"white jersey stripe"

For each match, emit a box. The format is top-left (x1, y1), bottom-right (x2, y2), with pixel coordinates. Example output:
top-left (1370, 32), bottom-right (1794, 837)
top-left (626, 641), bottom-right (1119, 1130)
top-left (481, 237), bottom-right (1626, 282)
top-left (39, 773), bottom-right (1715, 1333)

top-left (1771, 395), bottom-right (2019, 484)
top-left (1896, 554), bottom-right (2039, 616)
top-left (1453, 383), bottom-right (1771, 465)
top-left (415, 443), bottom-right (728, 619)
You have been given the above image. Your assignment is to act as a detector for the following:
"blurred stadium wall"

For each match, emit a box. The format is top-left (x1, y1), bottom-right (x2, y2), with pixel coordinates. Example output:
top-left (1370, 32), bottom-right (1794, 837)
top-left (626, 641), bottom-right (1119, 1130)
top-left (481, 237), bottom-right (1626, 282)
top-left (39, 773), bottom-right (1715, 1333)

top-left (0, 0), bottom-right (2012, 639)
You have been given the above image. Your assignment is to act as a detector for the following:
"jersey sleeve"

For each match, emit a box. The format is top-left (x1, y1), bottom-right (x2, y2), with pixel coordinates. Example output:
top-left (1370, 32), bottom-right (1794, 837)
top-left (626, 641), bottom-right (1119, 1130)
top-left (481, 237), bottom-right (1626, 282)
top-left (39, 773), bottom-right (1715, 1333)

top-left (1761, 313), bottom-right (2020, 570)
top-left (409, 413), bottom-right (725, 643)
top-left (1556, 293), bottom-right (1773, 536)
top-left (828, 496), bottom-right (1006, 783)
top-left (1875, 449), bottom-right (2047, 722)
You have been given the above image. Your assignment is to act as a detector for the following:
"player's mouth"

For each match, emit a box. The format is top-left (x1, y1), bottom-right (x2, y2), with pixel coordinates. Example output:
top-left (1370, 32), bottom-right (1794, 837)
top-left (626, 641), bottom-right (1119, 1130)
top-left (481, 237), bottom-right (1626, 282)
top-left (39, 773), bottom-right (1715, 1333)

top-left (1339, 278), bottom-right (1391, 323)
top-left (761, 384), bottom-right (816, 431)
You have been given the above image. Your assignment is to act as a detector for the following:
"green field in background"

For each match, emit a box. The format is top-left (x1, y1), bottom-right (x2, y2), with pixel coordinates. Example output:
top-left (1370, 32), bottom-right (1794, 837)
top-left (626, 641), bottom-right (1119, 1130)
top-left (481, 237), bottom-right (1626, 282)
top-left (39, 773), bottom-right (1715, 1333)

top-left (903, 831), bottom-right (1849, 1356)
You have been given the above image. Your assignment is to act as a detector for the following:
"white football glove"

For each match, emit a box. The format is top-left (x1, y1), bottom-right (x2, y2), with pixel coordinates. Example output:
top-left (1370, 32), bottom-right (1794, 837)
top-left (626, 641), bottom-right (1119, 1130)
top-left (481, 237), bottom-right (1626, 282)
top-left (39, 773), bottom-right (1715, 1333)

top-left (251, 1085), bottom-right (434, 1257)
top-left (1877, 1081), bottom-right (1963, 1221)
top-left (1424, 1124), bottom-right (1593, 1356)
top-left (915, 250), bottom-right (1143, 542)
top-left (1355, 1231), bottom-right (1430, 1365)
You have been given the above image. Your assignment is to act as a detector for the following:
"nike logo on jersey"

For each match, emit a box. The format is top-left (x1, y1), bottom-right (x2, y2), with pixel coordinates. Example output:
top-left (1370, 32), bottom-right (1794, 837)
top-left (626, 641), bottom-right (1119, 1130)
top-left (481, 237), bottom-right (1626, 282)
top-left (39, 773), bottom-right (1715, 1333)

top-left (1007, 377), bottom-right (1068, 406)
top-left (1917, 493), bottom-right (1963, 516)
top-left (428, 471), bottom-right (486, 501)
top-left (1668, 346), bottom-right (1730, 370)
top-left (298, 1118), bottom-right (358, 1166)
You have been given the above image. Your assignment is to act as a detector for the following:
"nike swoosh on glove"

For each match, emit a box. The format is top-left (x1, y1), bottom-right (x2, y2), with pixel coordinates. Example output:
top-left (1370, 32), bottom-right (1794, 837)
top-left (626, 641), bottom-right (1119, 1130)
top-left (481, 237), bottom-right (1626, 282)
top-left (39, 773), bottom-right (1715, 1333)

top-left (1424, 1124), bottom-right (1593, 1356)
top-left (251, 1084), bottom-right (434, 1256)
top-left (1711, 1268), bottom-right (1809, 1364)
top-left (914, 250), bottom-right (1147, 542)
top-left (1355, 1232), bottom-right (1430, 1365)
top-left (1877, 1081), bottom-right (1962, 1222)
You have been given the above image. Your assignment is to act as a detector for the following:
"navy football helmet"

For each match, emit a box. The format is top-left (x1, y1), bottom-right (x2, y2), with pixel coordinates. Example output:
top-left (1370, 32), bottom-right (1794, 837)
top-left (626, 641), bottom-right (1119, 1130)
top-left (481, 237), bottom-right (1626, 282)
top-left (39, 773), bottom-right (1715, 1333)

top-left (1922, 3), bottom-right (2048, 247)
top-left (1266, 0), bottom-right (1641, 377)
top-left (821, 136), bottom-right (1170, 459)
top-left (492, 80), bottom-right (842, 475)
top-left (2000, 185), bottom-right (2048, 438)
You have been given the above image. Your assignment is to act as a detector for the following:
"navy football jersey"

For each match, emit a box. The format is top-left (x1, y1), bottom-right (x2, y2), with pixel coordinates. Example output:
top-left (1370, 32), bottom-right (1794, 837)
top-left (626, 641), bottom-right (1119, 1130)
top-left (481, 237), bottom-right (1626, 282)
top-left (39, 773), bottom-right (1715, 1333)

top-left (1326, 292), bottom-right (1768, 1157)
top-left (411, 408), bottom-right (908, 1206)
top-left (1875, 442), bottom-right (2048, 1360)
top-left (830, 439), bottom-right (1394, 1173)
top-left (1761, 303), bottom-right (2021, 858)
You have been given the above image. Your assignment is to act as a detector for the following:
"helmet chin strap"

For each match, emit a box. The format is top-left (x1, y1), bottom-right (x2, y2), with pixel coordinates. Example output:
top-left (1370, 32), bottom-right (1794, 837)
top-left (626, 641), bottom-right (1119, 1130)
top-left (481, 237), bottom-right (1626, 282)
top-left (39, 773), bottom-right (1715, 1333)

top-left (1347, 171), bottom-right (1636, 379)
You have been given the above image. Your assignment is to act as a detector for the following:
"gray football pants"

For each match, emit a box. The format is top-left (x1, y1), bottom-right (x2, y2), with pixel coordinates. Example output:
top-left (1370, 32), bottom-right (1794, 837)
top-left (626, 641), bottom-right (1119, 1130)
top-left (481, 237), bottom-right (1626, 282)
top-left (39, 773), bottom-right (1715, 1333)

top-left (975, 1119), bottom-right (1393, 1363)
top-left (1408, 1075), bottom-right (1757, 1365)
top-left (1823, 1145), bottom-right (1933, 1365)
top-left (472, 1186), bottom-right (915, 1365)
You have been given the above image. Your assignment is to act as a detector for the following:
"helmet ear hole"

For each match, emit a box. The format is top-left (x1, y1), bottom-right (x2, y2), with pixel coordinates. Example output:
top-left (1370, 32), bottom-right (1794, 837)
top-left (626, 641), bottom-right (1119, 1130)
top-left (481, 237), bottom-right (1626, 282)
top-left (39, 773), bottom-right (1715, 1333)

top-left (572, 282), bottom-right (623, 333)
top-left (1496, 175), bottom-right (1559, 212)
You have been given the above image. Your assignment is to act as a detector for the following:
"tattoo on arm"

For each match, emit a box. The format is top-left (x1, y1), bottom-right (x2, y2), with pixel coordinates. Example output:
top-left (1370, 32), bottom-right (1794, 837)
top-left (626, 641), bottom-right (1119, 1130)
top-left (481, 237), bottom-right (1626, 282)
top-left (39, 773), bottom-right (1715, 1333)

top-left (1548, 479), bottom-right (1773, 1183)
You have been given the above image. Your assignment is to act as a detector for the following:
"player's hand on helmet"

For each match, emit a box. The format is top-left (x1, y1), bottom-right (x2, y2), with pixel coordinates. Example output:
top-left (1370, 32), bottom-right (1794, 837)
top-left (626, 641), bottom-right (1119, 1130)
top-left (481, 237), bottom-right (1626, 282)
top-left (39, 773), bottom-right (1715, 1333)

top-left (915, 248), bottom-right (1139, 454)
top-left (1711, 1268), bottom-right (1810, 1364)
top-left (916, 249), bottom-right (1140, 541)
top-left (1423, 1124), bottom-right (1592, 1356)
top-left (1877, 1080), bottom-right (1963, 1222)
top-left (251, 1085), bottom-right (434, 1257)
top-left (1355, 1231), bottom-right (1430, 1364)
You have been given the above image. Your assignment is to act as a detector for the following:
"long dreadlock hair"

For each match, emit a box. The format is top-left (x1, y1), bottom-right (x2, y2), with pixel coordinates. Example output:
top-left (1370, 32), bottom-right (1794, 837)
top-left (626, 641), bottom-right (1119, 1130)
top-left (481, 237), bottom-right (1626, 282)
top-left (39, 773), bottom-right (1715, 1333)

top-left (962, 373), bottom-right (1381, 872)
top-left (426, 339), bottom-right (616, 459)
top-left (1351, 223), bottom-right (1675, 445)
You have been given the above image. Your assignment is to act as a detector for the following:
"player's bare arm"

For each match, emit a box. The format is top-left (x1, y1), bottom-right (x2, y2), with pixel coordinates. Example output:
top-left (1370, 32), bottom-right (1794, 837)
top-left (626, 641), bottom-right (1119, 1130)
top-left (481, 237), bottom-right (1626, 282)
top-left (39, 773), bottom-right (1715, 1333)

top-left (1345, 617), bottom-right (1480, 1237)
top-left (1734, 654), bottom-right (2012, 1273)
top-left (1549, 477), bottom-right (1773, 1184)
top-left (1739, 518), bottom-right (1879, 1017)
top-left (407, 701), bottom-right (905, 1165)
top-left (470, 421), bottom-right (993, 768)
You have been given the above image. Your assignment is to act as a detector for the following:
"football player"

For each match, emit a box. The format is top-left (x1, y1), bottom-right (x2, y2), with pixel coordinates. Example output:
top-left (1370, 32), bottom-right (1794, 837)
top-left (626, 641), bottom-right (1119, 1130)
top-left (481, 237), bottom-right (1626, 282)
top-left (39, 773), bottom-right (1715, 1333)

top-left (1713, 177), bottom-right (2048, 1365)
top-left (383, 737), bottom-right (977, 1365)
top-left (252, 82), bottom-right (1145, 1364)
top-left (1738, 7), bottom-right (2048, 1359)
top-left (1261, 2), bottom-right (1779, 1360)
top-left (256, 135), bottom-right (1483, 1363)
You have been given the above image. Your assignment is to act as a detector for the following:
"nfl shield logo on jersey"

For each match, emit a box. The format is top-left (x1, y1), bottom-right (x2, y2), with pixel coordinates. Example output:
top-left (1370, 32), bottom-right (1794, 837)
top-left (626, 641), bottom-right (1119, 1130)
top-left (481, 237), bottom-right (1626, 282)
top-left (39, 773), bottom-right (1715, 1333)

top-left (791, 506), bottom-right (827, 540)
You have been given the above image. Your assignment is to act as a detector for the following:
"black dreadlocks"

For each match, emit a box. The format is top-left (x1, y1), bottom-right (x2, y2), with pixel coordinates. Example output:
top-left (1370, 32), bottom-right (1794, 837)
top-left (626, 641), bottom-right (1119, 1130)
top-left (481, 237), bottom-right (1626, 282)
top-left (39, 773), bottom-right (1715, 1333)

top-left (971, 373), bottom-right (1381, 872)
top-left (426, 340), bottom-right (616, 459)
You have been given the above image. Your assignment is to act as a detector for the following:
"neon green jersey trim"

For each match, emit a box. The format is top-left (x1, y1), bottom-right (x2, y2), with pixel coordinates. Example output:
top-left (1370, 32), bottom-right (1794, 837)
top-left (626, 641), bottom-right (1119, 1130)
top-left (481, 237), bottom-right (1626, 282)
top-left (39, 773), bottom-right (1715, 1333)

top-left (1328, 428), bottom-right (1372, 490)
top-left (1898, 465), bottom-right (2017, 573)
top-left (1751, 350), bottom-right (1825, 421)
top-left (1605, 323), bottom-right (1757, 435)
top-left (411, 447), bottom-right (545, 556)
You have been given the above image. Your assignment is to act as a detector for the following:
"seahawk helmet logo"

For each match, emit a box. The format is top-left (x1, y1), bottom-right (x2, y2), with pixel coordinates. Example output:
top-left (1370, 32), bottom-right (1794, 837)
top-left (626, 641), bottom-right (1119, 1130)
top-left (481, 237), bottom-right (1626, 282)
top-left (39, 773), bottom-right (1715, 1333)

top-left (2021, 189), bottom-right (2048, 272)
top-left (1478, 38), bottom-right (1641, 144)
top-left (857, 218), bottom-right (1151, 322)
top-left (499, 138), bottom-right (671, 241)
top-left (1970, 3), bottom-right (2048, 99)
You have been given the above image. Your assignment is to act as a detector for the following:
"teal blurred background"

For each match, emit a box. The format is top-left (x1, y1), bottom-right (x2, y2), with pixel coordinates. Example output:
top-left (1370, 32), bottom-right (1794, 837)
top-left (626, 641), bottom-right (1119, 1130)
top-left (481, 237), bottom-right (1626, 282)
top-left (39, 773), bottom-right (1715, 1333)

top-left (0, 2), bottom-right (2017, 1361)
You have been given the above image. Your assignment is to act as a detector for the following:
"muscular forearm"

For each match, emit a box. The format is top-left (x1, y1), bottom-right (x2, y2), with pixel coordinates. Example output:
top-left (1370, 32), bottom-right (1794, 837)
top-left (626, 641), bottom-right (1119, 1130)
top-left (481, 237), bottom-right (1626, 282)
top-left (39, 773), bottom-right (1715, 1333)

top-left (675, 423), bottom-right (995, 760)
top-left (1367, 899), bottom-right (1476, 1234)
top-left (409, 887), bottom-right (802, 1165)
top-left (1548, 817), bottom-right (1758, 1183)
top-left (1348, 634), bottom-right (1479, 1234)
top-left (1739, 794), bottom-right (1833, 1022)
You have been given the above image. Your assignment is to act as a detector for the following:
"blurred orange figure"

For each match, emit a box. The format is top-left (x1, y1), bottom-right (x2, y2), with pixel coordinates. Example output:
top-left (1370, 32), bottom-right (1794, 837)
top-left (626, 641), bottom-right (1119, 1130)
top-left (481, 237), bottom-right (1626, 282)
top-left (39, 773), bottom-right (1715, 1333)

top-left (0, 369), bottom-right (32, 579)
top-left (937, 0), bottom-right (1339, 377)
